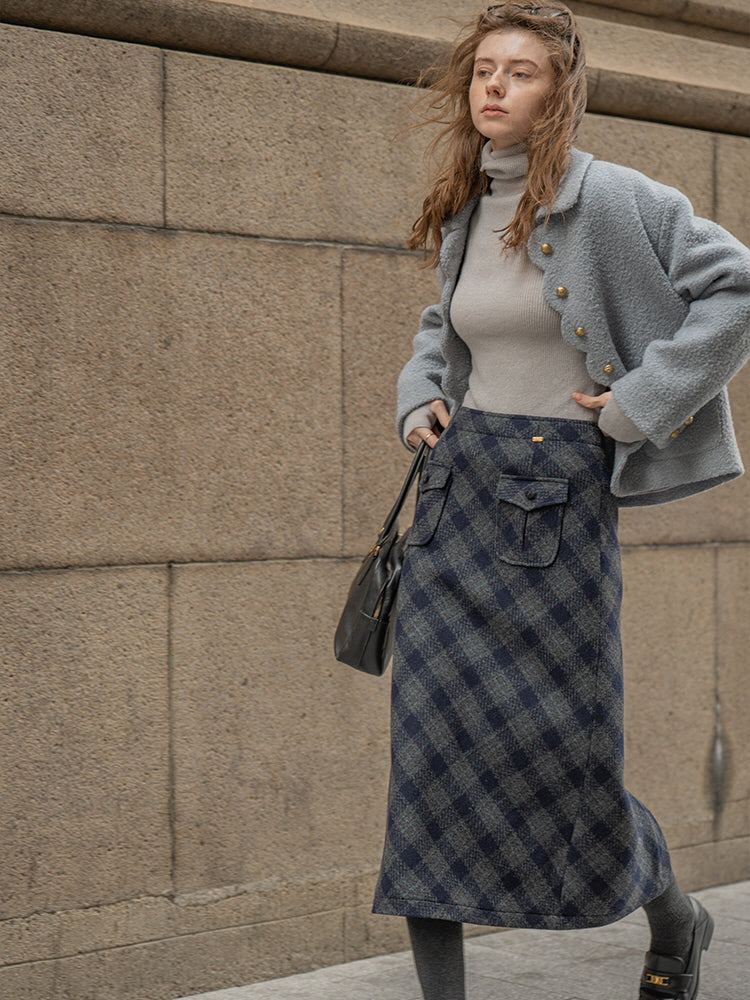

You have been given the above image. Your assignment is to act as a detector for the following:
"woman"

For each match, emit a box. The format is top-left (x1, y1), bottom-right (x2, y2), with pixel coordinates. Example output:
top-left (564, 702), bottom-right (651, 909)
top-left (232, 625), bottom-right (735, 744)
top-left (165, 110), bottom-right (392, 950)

top-left (371, 5), bottom-right (750, 1000)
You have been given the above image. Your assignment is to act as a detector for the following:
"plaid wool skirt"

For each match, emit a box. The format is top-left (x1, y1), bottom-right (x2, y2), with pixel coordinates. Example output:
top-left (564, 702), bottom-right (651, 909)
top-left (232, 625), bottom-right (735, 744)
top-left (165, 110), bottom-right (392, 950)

top-left (373, 408), bottom-right (672, 930)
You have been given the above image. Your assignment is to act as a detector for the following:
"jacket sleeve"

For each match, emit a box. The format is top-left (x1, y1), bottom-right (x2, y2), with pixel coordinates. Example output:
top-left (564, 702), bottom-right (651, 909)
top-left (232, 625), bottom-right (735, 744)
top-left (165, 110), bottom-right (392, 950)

top-left (396, 298), bottom-right (450, 442)
top-left (610, 185), bottom-right (750, 449)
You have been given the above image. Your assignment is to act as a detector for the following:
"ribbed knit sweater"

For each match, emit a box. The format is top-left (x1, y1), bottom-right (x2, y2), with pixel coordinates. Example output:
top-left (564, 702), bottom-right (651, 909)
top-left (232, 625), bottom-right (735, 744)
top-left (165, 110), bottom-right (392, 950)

top-left (456, 142), bottom-right (603, 419)
top-left (403, 142), bottom-right (645, 444)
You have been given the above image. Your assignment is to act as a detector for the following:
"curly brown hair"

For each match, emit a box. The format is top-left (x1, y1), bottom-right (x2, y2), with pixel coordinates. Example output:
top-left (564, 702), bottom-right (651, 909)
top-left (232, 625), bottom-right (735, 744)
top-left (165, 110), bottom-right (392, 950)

top-left (407, 3), bottom-right (587, 266)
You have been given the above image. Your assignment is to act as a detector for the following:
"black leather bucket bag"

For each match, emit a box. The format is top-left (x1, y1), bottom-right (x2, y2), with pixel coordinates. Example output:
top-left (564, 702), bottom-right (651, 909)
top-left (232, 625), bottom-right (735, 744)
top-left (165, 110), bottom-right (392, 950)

top-left (334, 442), bottom-right (429, 676)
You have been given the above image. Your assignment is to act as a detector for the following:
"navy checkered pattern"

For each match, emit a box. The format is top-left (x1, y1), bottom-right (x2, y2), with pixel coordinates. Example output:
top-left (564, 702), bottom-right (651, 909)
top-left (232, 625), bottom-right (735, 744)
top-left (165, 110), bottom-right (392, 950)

top-left (373, 408), bottom-right (672, 930)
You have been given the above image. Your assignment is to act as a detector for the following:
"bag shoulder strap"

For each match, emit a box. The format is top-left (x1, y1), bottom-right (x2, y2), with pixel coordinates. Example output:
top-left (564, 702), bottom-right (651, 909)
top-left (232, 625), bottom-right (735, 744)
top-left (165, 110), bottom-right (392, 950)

top-left (380, 441), bottom-right (429, 540)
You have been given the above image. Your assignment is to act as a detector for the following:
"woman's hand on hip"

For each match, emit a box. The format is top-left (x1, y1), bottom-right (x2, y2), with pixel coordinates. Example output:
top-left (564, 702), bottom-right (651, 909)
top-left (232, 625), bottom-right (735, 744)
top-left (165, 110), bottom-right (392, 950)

top-left (406, 399), bottom-right (452, 450)
top-left (573, 390), bottom-right (612, 411)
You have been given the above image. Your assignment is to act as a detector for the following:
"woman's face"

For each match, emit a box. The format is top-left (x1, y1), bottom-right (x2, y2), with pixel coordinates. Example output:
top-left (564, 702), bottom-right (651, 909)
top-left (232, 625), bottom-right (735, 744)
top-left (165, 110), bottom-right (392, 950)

top-left (469, 29), bottom-right (554, 149)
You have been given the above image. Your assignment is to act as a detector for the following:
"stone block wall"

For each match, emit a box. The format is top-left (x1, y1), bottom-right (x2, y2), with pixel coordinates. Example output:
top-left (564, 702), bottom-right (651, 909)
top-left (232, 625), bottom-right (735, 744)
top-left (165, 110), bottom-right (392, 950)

top-left (0, 2), bottom-right (748, 998)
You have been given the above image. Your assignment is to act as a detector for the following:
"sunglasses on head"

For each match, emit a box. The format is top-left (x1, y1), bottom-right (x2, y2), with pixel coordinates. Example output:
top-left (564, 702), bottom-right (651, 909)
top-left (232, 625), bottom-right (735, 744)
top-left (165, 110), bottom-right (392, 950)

top-left (486, 4), bottom-right (571, 19)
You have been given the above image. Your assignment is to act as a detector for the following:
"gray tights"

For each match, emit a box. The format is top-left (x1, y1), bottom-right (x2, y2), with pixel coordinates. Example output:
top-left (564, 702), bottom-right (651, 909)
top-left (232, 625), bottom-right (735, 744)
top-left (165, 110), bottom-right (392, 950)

top-left (407, 917), bottom-right (465, 1000)
top-left (406, 877), bottom-right (694, 1000)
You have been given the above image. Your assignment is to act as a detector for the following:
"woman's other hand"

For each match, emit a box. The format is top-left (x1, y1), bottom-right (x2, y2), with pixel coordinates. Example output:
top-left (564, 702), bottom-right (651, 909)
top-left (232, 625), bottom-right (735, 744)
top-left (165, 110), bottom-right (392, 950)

top-left (406, 399), bottom-right (452, 450)
top-left (573, 390), bottom-right (612, 411)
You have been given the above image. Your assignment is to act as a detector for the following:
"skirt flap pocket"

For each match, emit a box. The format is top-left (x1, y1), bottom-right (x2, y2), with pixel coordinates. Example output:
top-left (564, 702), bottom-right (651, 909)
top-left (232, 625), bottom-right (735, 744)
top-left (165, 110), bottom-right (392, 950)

top-left (408, 462), bottom-right (452, 546)
top-left (495, 474), bottom-right (569, 568)
top-left (495, 475), bottom-right (568, 512)
top-left (419, 462), bottom-right (452, 493)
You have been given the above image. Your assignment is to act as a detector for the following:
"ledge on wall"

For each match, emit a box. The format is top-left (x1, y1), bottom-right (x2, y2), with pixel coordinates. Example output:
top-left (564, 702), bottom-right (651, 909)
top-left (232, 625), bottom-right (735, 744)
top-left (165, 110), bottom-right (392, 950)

top-left (583, 0), bottom-right (750, 35)
top-left (0, 0), bottom-right (748, 136)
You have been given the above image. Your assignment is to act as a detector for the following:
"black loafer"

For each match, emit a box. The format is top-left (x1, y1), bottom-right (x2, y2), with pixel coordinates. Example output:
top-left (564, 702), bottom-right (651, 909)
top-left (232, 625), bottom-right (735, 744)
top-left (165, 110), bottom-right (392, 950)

top-left (639, 896), bottom-right (714, 999)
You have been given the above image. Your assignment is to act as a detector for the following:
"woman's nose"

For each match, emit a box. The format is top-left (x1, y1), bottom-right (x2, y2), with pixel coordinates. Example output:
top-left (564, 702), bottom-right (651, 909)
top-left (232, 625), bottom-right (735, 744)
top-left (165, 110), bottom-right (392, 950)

top-left (486, 74), bottom-right (506, 95)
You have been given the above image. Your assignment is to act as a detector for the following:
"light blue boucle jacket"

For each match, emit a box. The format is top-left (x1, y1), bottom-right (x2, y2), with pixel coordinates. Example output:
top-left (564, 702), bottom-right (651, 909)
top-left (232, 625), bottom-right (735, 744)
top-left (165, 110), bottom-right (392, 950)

top-left (397, 149), bottom-right (750, 506)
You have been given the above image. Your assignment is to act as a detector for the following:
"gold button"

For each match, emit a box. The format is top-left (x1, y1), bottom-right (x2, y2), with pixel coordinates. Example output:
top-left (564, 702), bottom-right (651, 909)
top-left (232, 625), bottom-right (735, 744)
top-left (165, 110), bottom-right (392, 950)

top-left (556, 286), bottom-right (568, 298)
top-left (684, 416), bottom-right (694, 426)
top-left (541, 243), bottom-right (553, 255)
top-left (602, 364), bottom-right (614, 375)
top-left (574, 327), bottom-right (586, 338)
top-left (670, 429), bottom-right (681, 439)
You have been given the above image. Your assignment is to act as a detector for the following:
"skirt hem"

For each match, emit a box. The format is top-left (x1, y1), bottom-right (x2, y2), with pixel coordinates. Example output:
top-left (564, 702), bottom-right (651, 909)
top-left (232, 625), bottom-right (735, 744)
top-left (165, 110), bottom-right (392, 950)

top-left (372, 874), bottom-right (673, 930)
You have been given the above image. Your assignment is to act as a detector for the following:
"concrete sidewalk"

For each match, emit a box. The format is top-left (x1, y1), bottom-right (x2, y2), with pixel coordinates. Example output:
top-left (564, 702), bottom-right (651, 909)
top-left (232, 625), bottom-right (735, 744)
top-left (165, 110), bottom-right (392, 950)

top-left (177, 880), bottom-right (750, 1000)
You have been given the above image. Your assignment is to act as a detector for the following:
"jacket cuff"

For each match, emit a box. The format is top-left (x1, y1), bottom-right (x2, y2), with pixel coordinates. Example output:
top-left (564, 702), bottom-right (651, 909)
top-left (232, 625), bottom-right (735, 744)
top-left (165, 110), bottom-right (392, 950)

top-left (598, 396), bottom-right (647, 443)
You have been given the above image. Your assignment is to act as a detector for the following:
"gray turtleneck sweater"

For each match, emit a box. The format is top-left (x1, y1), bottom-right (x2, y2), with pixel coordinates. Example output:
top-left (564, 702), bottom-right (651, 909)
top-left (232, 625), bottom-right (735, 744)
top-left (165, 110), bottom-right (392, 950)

top-left (403, 143), bottom-right (645, 444)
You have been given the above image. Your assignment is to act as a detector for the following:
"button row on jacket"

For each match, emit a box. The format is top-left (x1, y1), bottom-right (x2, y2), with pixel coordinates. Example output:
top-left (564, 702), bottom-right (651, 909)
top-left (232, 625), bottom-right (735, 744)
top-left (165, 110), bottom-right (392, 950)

top-left (543, 234), bottom-right (700, 443)
top-left (549, 274), bottom-right (611, 373)
top-left (670, 416), bottom-right (695, 439)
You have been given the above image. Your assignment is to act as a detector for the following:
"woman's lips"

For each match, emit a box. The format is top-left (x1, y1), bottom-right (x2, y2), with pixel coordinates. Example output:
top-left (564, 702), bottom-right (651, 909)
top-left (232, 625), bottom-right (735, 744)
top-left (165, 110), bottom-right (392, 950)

top-left (482, 105), bottom-right (509, 117)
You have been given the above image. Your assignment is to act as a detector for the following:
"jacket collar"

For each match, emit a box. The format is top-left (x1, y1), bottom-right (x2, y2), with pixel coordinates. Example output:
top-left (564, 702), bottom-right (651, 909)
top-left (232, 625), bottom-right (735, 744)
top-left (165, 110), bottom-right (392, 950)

top-left (541, 147), bottom-right (593, 217)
